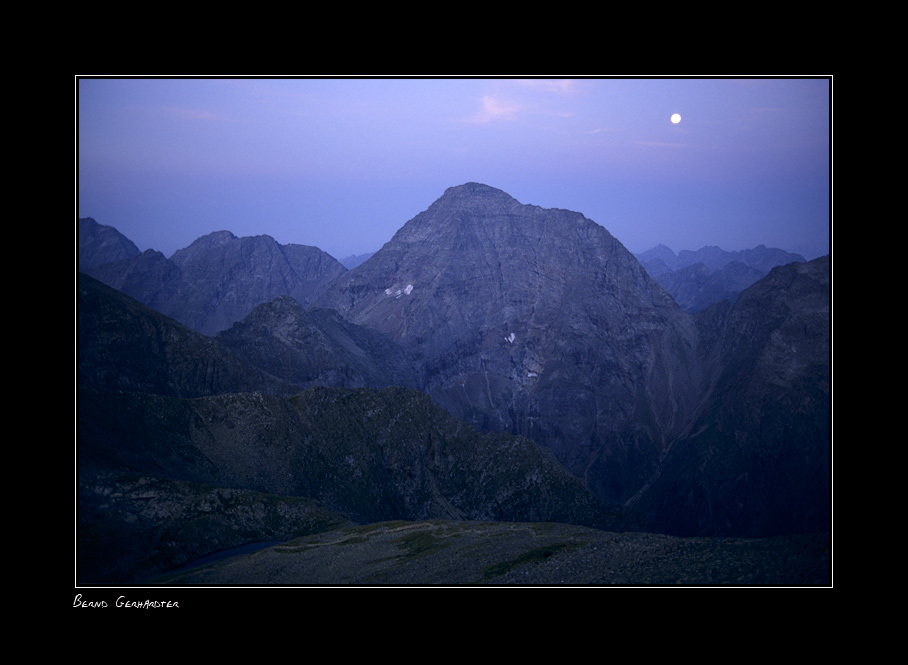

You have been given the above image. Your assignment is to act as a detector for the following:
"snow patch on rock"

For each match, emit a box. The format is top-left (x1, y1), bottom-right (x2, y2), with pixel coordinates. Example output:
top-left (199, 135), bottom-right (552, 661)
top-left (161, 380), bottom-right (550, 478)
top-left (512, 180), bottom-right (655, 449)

top-left (385, 284), bottom-right (415, 299)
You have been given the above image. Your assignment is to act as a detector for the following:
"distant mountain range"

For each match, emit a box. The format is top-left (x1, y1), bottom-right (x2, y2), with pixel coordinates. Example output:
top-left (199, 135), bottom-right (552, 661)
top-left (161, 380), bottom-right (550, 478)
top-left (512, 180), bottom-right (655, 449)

top-left (76, 183), bottom-right (830, 585)
top-left (634, 244), bottom-right (808, 313)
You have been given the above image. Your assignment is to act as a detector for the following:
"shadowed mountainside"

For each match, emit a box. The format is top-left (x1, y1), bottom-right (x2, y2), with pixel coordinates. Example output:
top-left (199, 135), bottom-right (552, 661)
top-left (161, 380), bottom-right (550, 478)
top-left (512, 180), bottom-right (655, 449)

top-left (77, 272), bottom-right (295, 398)
top-left (632, 256), bottom-right (831, 537)
top-left (77, 273), bottom-right (631, 584)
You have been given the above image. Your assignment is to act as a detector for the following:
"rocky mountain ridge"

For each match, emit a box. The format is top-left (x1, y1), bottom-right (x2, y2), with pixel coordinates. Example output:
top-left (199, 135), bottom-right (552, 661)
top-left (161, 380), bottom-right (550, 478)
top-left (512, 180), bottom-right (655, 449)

top-left (76, 183), bottom-right (830, 584)
top-left (80, 219), bottom-right (347, 336)
top-left (636, 243), bottom-right (807, 275)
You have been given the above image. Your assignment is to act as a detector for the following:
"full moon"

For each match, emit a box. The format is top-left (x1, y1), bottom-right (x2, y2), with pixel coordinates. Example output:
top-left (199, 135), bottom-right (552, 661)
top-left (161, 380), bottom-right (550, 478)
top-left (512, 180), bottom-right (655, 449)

top-left (671, 113), bottom-right (681, 124)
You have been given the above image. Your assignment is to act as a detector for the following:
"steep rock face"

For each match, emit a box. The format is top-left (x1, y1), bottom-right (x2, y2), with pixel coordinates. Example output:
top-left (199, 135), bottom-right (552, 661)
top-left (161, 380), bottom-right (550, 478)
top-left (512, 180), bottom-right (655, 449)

top-left (316, 183), bottom-right (701, 505)
top-left (216, 296), bottom-right (422, 391)
top-left (632, 256), bottom-right (830, 536)
top-left (78, 217), bottom-right (141, 270)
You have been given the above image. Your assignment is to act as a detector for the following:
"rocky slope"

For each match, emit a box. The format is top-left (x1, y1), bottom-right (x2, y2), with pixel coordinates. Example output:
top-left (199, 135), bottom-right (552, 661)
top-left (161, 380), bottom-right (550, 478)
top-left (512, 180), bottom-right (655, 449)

top-left (168, 232), bottom-right (346, 335)
top-left (78, 470), bottom-right (349, 585)
top-left (79, 384), bottom-right (611, 528)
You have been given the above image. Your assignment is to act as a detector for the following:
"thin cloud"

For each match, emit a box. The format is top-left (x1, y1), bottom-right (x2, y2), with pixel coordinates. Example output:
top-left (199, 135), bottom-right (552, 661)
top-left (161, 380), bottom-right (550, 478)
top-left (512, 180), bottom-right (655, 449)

top-left (465, 96), bottom-right (523, 124)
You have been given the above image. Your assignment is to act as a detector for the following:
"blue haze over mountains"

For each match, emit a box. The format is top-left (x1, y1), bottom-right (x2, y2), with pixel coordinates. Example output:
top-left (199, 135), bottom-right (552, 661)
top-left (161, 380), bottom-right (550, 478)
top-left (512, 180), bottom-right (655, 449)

top-left (77, 183), bottom-right (830, 584)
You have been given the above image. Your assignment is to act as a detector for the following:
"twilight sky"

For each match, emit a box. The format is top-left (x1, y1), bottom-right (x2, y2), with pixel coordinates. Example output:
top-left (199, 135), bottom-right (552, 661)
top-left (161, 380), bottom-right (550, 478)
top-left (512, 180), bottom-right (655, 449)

top-left (77, 76), bottom-right (831, 262)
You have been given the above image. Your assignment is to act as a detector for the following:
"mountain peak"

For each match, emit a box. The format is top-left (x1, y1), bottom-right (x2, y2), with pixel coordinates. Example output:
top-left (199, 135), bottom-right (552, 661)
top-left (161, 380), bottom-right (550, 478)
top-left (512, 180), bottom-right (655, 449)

top-left (432, 182), bottom-right (519, 208)
top-left (78, 217), bottom-right (141, 270)
top-left (198, 229), bottom-right (238, 244)
top-left (443, 182), bottom-right (508, 196)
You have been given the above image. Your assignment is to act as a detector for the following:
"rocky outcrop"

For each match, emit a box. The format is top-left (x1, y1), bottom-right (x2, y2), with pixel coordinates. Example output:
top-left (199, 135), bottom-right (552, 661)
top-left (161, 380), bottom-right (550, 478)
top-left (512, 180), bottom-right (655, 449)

top-left (78, 470), bottom-right (349, 585)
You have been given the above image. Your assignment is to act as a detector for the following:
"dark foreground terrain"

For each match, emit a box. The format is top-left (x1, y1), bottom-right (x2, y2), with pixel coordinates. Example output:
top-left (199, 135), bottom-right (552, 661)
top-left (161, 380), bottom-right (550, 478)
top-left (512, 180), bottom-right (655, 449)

top-left (145, 520), bottom-right (830, 586)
